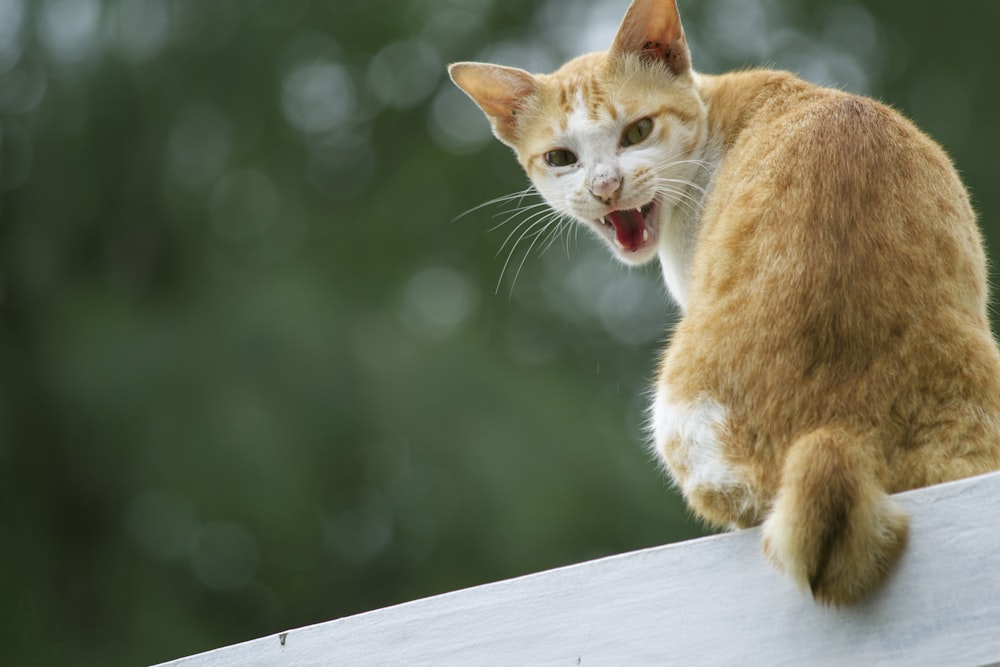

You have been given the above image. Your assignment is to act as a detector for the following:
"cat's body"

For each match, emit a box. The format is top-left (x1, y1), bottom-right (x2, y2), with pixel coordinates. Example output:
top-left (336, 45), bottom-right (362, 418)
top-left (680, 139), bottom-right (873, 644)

top-left (450, 0), bottom-right (1000, 605)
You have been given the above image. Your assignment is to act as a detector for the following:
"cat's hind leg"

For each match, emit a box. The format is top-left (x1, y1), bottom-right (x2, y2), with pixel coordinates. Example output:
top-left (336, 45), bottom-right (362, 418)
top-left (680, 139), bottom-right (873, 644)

top-left (761, 427), bottom-right (908, 606)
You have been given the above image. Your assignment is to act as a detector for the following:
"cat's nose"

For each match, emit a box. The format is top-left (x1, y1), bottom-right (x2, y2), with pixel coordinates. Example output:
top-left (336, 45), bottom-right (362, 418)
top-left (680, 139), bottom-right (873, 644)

top-left (589, 166), bottom-right (623, 205)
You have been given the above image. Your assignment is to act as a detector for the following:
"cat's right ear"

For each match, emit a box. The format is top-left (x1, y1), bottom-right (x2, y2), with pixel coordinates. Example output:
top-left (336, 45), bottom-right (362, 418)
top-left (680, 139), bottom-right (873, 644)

top-left (611, 0), bottom-right (691, 76)
top-left (448, 62), bottom-right (538, 145)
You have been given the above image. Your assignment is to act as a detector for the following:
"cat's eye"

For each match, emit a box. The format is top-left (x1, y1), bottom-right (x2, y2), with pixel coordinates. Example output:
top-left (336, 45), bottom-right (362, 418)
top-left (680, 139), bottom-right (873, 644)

top-left (545, 149), bottom-right (578, 167)
top-left (622, 118), bottom-right (654, 147)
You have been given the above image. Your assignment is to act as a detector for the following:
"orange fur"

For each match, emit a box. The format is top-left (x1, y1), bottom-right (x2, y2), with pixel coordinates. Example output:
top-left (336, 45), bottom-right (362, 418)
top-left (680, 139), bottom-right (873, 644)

top-left (450, 0), bottom-right (1000, 605)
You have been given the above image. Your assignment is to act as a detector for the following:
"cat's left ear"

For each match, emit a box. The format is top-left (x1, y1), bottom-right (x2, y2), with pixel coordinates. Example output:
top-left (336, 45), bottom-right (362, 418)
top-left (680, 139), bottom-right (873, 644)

top-left (449, 62), bottom-right (538, 146)
top-left (611, 0), bottom-right (691, 77)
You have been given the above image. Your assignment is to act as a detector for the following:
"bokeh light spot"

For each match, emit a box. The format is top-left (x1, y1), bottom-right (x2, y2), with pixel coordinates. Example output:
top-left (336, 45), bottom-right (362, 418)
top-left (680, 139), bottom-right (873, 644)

top-left (401, 267), bottom-right (479, 340)
top-left (108, 0), bottom-right (171, 64)
top-left (0, 55), bottom-right (47, 114)
top-left (37, 0), bottom-right (103, 65)
top-left (0, 0), bottom-right (25, 74)
top-left (428, 84), bottom-right (492, 154)
top-left (367, 40), bottom-right (442, 110)
top-left (281, 59), bottom-right (356, 134)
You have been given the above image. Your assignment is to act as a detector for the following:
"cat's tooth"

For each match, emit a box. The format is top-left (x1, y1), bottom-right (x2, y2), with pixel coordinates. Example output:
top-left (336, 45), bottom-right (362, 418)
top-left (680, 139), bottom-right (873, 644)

top-left (642, 229), bottom-right (650, 243)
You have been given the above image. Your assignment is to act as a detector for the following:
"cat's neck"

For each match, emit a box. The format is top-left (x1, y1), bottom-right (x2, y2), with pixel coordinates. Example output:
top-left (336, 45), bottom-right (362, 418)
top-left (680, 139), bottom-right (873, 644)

top-left (656, 90), bottom-right (717, 310)
top-left (658, 70), bottom-right (816, 311)
top-left (698, 70), bottom-right (815, 147)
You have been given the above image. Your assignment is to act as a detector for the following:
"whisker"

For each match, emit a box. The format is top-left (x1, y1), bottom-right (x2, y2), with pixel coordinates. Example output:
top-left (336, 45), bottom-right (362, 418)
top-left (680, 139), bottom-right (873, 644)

top-left (507, 216), bottom-right (557, 298)
top-left (652, 180), bottom-right (704, 206)
top-left (537, 213), bottom-right (574, 255)
top-left (656, 187), bottom-right (703, 218)
top-left (562, 217), bottom-right (578, 257)
top-left (454, 181), bottom-right (582, 297)
top-left (649, 170), bottom-right (708, 215)
top-left (455, 147), bottom-right (717, 297)
top-left (497, 216), bottom-right (555, 295)
top-left (496, 207), bottom-right (559, 257)
top-left (452, 184), bottom-right (540, 223)
top-left (487, 201), bottom-right (552, 234)
top-left (657, 176), bottom-right (707, 196)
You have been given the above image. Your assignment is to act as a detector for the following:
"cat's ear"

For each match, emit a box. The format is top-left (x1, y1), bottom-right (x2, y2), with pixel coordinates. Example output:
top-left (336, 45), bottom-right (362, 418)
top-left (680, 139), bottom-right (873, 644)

top-left (449, 62), bottom-right (538, 145)
top-left (610, 0), bottom-right (691, 76)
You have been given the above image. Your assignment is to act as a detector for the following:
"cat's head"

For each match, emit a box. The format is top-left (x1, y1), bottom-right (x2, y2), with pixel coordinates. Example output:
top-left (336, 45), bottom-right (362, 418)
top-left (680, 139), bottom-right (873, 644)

top-left (449, 0), bottom-right (705, 266)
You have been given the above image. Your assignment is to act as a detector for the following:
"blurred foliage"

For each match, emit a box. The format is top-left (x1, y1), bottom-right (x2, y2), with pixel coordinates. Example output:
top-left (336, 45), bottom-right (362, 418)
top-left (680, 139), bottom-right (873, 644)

top-left (1, 0), bottom-right (999, 664)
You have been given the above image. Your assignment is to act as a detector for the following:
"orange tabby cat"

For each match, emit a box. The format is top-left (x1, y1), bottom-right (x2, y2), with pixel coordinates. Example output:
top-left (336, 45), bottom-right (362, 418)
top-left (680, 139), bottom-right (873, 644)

top-left (449, 0), bottom-right (1000, 605)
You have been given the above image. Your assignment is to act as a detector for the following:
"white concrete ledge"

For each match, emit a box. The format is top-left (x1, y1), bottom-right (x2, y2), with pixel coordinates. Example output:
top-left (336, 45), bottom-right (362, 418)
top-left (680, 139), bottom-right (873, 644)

top-left (156, 471), bottom-right (1000, 667)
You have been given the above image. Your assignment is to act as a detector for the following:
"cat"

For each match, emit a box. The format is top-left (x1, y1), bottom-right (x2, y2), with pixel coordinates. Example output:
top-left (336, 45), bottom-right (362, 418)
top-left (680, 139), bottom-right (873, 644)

top-left (448, 0), bottom-right (1000, 605)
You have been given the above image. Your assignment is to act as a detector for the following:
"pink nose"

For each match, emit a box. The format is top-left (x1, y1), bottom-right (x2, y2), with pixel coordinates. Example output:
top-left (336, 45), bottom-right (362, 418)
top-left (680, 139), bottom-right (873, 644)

top-left (589, 165), bottom-right (622, 204)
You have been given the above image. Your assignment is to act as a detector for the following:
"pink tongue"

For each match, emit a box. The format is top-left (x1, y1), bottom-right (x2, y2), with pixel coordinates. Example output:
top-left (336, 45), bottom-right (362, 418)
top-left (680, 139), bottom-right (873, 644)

top-left (606, 209), bottom-right (645, 249)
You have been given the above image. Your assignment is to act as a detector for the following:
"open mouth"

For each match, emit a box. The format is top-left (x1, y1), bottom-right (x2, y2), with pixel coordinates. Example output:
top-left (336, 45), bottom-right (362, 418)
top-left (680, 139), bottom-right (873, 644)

top-left (599, 201), bottom-right (657, 253)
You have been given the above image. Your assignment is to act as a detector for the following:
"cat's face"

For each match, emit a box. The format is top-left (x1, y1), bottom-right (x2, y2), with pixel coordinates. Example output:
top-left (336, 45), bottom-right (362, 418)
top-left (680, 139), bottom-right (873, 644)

top-left (514, 54), bottom-right (705, 265)
top-left (450, 0), bottom-right (703, 266)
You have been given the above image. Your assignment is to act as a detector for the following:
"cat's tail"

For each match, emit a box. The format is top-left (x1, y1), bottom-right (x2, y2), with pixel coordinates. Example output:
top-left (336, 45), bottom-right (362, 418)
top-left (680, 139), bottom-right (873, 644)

top-left (761, 427), bottom-right (908, 606)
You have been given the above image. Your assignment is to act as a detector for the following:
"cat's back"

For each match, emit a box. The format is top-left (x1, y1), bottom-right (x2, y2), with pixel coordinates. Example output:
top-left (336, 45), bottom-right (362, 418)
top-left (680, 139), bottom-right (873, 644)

top-left (691, 69), bottom-right (986, 322)
top-left (700, 70), bottom-right (972, 226)
top-left (667, 69), bottom-right (1000, 490)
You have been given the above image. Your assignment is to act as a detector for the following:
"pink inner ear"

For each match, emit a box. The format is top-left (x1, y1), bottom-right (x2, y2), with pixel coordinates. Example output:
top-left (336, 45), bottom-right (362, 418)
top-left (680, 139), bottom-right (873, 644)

top-left (641, 39), bottom-right (673, 62)
top-left (450, 64), bottom-right (536, 120)
top-left (611, 0), bottom-right (685, 63)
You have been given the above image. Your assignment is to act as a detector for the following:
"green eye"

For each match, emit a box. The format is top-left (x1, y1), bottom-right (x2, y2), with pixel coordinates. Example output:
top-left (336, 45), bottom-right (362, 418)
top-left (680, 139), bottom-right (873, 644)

top-left (622, 118), bottom-right (653, 146)
top-left (544, 149), bottom-right (578, 167)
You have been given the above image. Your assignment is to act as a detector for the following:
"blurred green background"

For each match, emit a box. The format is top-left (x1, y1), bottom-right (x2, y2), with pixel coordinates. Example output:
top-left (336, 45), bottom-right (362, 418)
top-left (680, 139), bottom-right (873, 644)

top-left (2, 0), bottom-right (998, 664)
